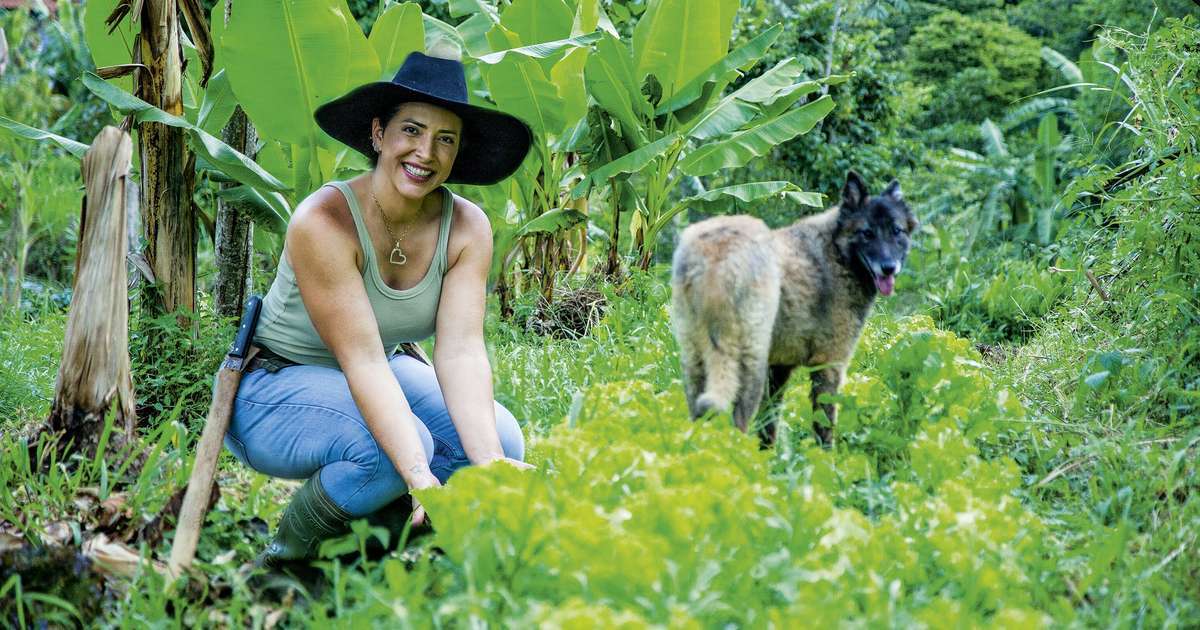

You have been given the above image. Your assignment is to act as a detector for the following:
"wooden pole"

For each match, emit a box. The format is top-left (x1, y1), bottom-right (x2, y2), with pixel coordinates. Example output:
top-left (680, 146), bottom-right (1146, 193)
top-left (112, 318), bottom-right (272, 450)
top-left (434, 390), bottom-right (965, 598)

top-left (46, 126), bottom-right (137, 452)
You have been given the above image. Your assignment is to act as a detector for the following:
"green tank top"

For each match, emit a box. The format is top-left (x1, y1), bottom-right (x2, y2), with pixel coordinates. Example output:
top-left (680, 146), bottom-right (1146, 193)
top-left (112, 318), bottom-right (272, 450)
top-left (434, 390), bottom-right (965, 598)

top-left (253, 180), bottom-right (454, 369)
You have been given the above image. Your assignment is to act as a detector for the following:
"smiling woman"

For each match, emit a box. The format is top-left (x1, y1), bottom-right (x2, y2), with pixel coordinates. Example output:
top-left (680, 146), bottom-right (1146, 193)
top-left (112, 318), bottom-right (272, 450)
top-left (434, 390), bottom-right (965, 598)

top-left (220, 45), bottom-right (535, 569)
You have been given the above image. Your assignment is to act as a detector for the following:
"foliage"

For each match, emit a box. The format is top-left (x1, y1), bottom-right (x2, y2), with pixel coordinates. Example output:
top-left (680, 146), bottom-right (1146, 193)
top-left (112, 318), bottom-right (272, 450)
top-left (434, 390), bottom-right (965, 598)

top-left (907, 10), bottom-right (1045, 129)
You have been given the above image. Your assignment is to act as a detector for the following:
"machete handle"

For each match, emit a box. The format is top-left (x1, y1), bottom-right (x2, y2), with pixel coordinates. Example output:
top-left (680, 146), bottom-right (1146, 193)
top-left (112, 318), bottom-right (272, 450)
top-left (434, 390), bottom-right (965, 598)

top-left (168, 296), bottom-right (263, 579)
top-left (229, 295), bottom-right (262, 359)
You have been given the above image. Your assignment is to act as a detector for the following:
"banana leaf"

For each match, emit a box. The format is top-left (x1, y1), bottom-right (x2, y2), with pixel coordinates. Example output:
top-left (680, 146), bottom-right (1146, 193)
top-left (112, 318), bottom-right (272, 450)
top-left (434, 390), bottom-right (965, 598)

top-left (631, 0), bottom-right (736, 96)
top-left (483, 56), bottom-right (566, 137)
top-left (0, 115), bottom-right (89, 158)
top-left (651, 181), bottom-right (823, 236)
top-left (571, 134), bottom-right (679, 198)
top-left (497, 0), bottom-right (573, 47)
top-left (82, 72), bottom-right (288, 192)
top-left (514, 207), bottom-right (588, 238)
top-left (196, 69), bottom-right (237, 136)
top-left (370, 2), bottom-right (425, 77)
top-left (678, 95), bottom-right (834, 176)
top-left (478, 32), bottom-right (601, 65)
top-left (655, 24), bottom-right (782, 116)
top-left (222, 0), bottom-right (352, 147)
top-left (215, 185), bottom-right (292, 234)
top-left (584, 33), bottom-right (651, 144)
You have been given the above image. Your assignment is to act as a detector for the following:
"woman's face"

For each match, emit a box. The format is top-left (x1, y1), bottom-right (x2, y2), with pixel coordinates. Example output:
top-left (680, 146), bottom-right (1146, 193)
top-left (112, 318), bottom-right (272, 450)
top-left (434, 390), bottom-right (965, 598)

top-left (372, 102), bottom-right (462, 201)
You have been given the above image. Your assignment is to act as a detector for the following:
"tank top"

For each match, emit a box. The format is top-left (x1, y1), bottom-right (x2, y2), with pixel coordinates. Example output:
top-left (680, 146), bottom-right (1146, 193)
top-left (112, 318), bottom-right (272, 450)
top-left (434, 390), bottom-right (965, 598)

top-left (252, 180), bottom-right (454, 369)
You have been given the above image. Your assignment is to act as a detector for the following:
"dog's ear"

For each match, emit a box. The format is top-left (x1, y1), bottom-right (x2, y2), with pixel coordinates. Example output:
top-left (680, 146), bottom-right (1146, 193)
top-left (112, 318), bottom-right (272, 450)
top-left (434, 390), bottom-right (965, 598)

top-left (842, 170), bottom-right (867, 211)
top-left (883, 179), bottom-right (903, 203)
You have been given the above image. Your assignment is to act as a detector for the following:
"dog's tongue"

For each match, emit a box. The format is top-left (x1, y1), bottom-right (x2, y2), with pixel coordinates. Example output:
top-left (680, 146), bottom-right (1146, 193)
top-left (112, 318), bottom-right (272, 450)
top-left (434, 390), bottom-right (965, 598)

top-left (875, 275), bottom-right (895, 296)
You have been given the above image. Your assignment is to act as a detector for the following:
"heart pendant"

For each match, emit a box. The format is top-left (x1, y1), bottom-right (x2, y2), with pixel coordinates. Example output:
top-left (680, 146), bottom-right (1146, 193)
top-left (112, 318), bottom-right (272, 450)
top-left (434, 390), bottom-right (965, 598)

top-left (389, 245), bottom-right (407, 266)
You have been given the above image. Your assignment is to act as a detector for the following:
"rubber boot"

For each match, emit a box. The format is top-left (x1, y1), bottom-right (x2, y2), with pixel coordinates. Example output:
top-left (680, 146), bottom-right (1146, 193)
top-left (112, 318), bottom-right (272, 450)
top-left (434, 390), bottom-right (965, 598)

top-left (258, 473), bottom-right (353, 569)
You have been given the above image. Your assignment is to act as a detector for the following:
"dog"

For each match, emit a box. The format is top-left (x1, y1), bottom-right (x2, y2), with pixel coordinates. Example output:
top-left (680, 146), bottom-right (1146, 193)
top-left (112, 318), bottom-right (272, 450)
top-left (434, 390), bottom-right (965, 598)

top-left (670, 171), bottom-right (916, 445)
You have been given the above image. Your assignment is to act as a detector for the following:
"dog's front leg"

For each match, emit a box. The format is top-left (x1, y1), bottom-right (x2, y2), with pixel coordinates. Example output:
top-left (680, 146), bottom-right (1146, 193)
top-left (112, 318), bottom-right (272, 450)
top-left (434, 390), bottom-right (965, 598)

top-left (810, 367), bottom-right (843, 446)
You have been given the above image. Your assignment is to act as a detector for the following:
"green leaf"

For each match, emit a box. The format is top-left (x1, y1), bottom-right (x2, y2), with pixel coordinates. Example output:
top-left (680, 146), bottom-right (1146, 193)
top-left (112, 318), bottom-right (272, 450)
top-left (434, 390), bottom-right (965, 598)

top-left (477, 32), bottom-right (601, 65)
top-left (572, 0), bottom-right (601, 36)
top-left (550, 47), bottom-right (590, 128)
top-left (979, 119), bottom-right (1008, 158)
top-left (498, 0), bottom-right (572, 47)
top-left (632, 0), bottom-right (737, 97)
top-left (678, 95), bottom-right (834, 176)
top-left (422, 13), bottom-right (467, 54)
top-left (82, 72), bottom-right (289, 192)
top-left (1041, 46), bottom-right (1082, 84)
top-left (685, 181), bottom-right (823, 208)
top-left (449, 0), bottom-right (499, 21)
top-left (655, 24), bottom-right (782, 116)
top-left (514, 207), bottom-right (587, 237)
top-left (0, 115), bottom-right (89, 158)
top-left (584, 33), bottom-right (650, 143)
top-left (457, 12), bottom-right (495, 57)
top-left (369, 2), bottom-right (425, 77)
top-left (334, 0), bottom-right (382, 94)
top-left (572, 134), bottom-right (678, 198)
top-left (1034, 113), bottom-right (1061, 244)
top-left (215, 185), bottom-right (291, 234)
top-left (650, 181), bottom-right (822, 238)
top-left (483, 56), bottom-right (565, 137)
top-left (222, 0), bottom-right (353, 146)
top-left (84, 0), bottom-right (137, 93)
top-left (1083, 371), bottom-right (1110, 389)
top-left (197, 69), bottom-right (238, 136)
top-left (684, 58), bottom-right (819, 141)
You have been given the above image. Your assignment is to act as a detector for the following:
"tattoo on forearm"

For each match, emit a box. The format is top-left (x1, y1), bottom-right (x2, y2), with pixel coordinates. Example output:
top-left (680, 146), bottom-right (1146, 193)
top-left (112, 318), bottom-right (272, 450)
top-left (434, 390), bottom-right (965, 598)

top-left (409, 464), bottom-right (431, 475)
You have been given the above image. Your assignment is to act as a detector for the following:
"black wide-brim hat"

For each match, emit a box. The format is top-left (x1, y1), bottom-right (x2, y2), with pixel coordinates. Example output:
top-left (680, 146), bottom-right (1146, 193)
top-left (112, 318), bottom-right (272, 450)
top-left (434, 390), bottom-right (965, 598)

top-left (314, 51), bottom-right (533, 186)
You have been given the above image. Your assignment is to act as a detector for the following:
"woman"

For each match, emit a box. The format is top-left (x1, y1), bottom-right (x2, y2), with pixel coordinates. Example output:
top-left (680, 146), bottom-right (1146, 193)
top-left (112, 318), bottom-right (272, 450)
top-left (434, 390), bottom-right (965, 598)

top-left (224, 48), bottom-right (534, 566)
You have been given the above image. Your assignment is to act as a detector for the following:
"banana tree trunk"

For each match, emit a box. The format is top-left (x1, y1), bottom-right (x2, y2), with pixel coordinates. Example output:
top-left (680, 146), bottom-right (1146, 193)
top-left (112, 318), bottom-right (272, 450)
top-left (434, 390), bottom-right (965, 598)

top-left (46, 127), bottom-right (137, 457)
top-left (136, 0), bottom-right (195, 318)
top-left (212, 106), bottom-right (257, 318)
top-left (604, 184), bottom-right (622, 279)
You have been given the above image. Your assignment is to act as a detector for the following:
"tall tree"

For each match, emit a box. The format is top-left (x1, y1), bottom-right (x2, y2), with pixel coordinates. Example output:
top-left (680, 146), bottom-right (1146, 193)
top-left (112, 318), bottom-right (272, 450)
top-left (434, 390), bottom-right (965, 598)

top-left (212, 0), bottom-right (256, 318)
top-left (135, 0), bottom-right (191, 317)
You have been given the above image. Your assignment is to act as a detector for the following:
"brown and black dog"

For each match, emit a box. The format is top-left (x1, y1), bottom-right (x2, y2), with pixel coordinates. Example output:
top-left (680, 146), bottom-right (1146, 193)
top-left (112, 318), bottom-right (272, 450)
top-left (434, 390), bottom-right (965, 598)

top-left (671, 171), bottom-right (917, 445)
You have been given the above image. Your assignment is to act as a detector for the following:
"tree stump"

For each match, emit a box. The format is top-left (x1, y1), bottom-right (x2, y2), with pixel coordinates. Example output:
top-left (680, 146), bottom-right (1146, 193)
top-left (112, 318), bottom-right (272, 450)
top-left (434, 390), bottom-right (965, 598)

top-left (45, 126), bottom-right (137, 459)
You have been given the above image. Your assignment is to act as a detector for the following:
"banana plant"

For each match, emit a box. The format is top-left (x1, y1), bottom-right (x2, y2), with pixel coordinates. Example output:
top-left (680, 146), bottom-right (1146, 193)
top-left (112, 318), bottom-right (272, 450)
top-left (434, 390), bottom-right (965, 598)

top-left (948, 113), bottom-right (1069, 250)
top-left (572, 4), bottom-right (838, 270)
top-left (438, 0), bottom-right (605, 315)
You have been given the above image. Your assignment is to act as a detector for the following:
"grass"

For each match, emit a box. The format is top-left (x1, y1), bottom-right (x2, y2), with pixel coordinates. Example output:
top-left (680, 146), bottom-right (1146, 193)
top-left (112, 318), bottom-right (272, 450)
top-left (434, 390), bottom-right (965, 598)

top-left (1, 15), bottom-right (1197, 627)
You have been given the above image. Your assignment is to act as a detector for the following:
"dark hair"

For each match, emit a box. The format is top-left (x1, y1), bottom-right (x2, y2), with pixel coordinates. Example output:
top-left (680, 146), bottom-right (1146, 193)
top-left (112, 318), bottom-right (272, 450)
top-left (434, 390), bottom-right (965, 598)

top-left (367, 102), bottom-right (467, 168)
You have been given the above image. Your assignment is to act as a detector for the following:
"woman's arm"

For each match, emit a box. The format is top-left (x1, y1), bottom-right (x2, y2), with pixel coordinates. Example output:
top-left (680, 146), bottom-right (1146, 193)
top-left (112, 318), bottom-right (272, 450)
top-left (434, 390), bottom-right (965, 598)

top-left (432, 198), bottom-right (508, 464)
top-left (287, 187), bottom-right (440, 491)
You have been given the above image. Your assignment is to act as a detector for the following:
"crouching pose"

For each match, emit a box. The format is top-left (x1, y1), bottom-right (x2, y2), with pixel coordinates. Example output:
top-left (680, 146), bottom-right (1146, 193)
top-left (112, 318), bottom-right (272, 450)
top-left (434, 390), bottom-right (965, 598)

top-left (671, 171), bottom-right (917, 446)
top-left (223, 48), bottom-right (533, 566)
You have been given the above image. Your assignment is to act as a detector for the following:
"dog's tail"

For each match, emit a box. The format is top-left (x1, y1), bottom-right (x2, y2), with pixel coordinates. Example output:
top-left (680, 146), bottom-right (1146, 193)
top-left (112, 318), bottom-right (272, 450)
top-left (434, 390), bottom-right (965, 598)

top-left (672, 224), bottom-right (774, 420)
top-left (695, 348), bottom-right (740, 417)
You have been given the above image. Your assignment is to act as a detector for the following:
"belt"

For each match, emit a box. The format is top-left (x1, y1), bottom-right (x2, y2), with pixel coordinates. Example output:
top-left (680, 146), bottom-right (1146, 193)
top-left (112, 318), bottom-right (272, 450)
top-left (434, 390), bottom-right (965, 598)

top-left (245, 342), bottom-right (431, 373)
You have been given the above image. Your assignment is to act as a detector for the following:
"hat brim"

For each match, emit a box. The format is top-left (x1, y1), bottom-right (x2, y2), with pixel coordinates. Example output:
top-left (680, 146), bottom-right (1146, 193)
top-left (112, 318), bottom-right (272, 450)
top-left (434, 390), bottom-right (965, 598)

top-left (314, 82), bottom-right (533, 186)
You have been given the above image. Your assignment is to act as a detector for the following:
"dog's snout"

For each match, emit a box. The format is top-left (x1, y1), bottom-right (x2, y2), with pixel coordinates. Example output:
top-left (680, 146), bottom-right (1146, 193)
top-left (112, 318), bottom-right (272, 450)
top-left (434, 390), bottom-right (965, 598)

top-left (880, 261), bottom-right (897, 276)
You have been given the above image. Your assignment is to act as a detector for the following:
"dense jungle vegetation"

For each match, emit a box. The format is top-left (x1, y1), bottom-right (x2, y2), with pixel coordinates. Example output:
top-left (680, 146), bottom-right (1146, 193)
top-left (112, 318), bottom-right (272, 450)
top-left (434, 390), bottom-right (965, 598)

top-left (1, 0), bottom-right (1198, 626)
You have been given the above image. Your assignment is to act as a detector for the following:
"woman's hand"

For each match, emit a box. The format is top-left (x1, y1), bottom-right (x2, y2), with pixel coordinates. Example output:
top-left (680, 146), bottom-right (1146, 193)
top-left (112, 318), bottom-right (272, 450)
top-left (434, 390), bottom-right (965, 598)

top-left (497, 457), bottom-right (534, 471)
top-left (409, 472), bottom-right (441, 527)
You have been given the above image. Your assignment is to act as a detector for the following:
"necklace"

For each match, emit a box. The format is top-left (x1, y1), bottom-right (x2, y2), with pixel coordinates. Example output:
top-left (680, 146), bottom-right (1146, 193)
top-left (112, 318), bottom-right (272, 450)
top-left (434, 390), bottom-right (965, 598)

top-left (371, 188), bottom-right (410, 266)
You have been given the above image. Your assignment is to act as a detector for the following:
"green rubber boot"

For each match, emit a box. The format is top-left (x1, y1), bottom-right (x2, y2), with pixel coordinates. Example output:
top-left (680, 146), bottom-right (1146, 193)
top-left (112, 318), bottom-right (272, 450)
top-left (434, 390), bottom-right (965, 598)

top-left (258, 473), bottom-right (353, 568)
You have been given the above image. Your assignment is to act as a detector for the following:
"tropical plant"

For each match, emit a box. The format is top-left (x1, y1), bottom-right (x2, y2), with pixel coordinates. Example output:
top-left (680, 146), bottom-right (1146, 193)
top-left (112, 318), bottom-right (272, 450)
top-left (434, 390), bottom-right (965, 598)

top-left (947, 106), bottom-right (1070, 248)
top-left (571, 1), bottom-right (836, 271)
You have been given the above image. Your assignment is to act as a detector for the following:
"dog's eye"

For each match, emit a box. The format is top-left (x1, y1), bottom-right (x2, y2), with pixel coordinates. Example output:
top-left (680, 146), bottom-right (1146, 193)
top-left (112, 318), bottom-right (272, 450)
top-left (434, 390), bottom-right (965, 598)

top-left (892, 225), bottom-right (905, 236)
top-left (858, 228), bottom-right (875, 239)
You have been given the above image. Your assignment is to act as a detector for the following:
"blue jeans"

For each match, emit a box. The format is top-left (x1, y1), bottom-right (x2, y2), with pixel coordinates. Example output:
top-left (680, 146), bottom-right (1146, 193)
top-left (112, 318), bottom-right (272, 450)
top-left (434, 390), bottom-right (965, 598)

top-left (224, 353), bottom-right (524, 517)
